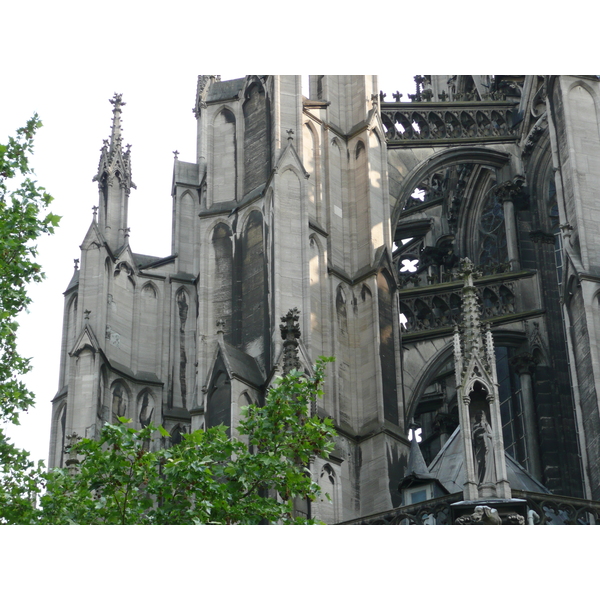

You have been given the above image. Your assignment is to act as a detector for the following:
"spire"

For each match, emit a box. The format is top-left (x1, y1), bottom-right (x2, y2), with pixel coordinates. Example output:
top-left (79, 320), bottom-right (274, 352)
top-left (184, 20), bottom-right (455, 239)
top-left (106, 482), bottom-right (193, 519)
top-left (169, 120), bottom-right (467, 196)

top-left (109, 93), bottom-right (125, 152)
top-left (456, 257), bottom-right (483, 362)
top-left (453, 257), bottom-right (511, 501)
top-left (405, 428), bottom-right (431, 479)
top-left (92, 94), bottom-right (136, 249)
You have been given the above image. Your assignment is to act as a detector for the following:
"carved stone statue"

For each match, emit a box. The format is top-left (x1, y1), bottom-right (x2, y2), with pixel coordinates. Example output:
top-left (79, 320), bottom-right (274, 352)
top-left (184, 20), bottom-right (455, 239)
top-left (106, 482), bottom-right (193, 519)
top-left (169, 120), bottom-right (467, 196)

top-left (455, 505), bottom-right (502, 525)
top-left (472, 410), bottom-right (496, 485)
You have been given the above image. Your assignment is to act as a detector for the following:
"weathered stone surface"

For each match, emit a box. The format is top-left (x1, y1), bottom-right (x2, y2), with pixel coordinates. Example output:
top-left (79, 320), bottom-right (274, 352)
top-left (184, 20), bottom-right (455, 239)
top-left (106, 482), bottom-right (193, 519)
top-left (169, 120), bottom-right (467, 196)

top-left (51, 76), bottom-right (600, 524)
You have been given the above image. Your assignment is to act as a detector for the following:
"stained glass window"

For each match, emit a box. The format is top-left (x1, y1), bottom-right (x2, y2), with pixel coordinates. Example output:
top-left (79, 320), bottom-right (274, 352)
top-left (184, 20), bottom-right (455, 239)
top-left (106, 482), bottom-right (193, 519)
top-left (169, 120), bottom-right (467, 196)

top-left (478, 191), bottom-right (508, 267)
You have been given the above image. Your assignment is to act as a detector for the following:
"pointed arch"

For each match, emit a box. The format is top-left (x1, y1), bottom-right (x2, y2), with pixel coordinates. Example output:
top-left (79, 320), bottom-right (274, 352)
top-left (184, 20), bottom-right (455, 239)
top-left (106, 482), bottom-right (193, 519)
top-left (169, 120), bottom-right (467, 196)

top-left (175, 287), bottom-right (192, 409)
top-left (335, 282), bottom-right (352, 428)
top-left (62, 293), bottom-right (78, 383)
top-left (141, 281), bottom-right (158, 299)
top-left (98, 364), bottom-right (109, 421)
top-left (368, 128), bottom-right (386, 251)
top-left (169, 423), bottom-right (188, 446)
top-left (211, 107), bottom-right (237, 202)
top-left (357, 282), bottom-right (377, 425)
top-left (315, 462), bottom-right (341, 523)
top-left (243, 81), bottom-right (270, 195)
top-left (390, 147), bottom-right (511, 229)
top-left (207, 369), bottom-right (231, 434)
top-left (137, 388), bottom-right (156, 429)
top-left (238, 210), bottom-right (267, 365)
top-left (208, 220), bottom-right (234, 343)
top-left (303, 120), bottom-right (321, 222)
top-left (52, 401), bottom-right (68, 468)
top-left (137, 281), bottom-right (160, 373)
top-left (110, 379), bottom-right (131, 423)
top-left (377, 269), bottom-right (399, 424)
top-left (352, 138), bottom-right (369, 267)
top-left (329, 136), bottom-right (347, 270)
top-left (309, 234), bottom-right (326, 360)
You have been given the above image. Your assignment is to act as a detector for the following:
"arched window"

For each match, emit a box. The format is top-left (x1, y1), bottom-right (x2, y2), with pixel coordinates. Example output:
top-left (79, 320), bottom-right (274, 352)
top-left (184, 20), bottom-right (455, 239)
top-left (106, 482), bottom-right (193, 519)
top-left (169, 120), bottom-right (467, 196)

top-left (243, 82), bottom-right (270, 195)
top-left (478, 188), bottom-right (508, 268)
top-left (138, 389), bottom-right (155, 429)
top-left (412, 345), bottom-right (527, 468)
top-left (111, 381), bottom-right (129, 424)
top-left (211, 108), bottom-right (237, 202)
top-left (316, 463), bottom-right (339, 523)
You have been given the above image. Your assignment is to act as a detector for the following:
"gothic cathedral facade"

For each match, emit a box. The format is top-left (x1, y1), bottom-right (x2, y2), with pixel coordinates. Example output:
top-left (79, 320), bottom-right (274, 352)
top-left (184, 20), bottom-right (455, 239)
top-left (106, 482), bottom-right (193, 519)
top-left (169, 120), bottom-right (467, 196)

top-left (49, 76), bottom-right (600, 523)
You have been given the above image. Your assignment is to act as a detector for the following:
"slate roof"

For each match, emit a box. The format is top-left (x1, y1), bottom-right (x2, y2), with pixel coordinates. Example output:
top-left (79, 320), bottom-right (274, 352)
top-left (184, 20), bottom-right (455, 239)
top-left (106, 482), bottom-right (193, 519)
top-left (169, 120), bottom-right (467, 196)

top-left (404, 435), bottom-right (436, 481)
top-left (174, 160), bottom-right (199, 186)
top-left (427, 426), bottom-right (550, 494)
top-left (222, 342), bottom-right (264, 388)
top-left (64, 268), bottom-right (80, 294)
top-left (132, 253), bottom-right (176, 270)
top-left (206, 78), bottom-right (245, 102)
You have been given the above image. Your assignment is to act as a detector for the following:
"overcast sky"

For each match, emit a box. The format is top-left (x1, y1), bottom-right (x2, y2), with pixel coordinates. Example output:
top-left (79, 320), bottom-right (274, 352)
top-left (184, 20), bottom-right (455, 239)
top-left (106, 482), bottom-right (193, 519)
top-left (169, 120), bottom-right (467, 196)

top-left (3, 4), bottom-right (595, 593)
top-left (0, 5), bottom-right (426, 467)
top-left (1, 2), bottom-right (589, 468)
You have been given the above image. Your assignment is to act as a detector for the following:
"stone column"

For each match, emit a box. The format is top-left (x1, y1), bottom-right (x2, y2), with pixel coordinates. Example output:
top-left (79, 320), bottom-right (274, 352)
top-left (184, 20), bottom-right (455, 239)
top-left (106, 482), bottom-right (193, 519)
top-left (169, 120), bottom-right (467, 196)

top-left (510, 352), bottom-right (543, 482)
top-left (501, 196), bottom-right (520, 271)
top-left (494, 176), bottom-right (529, 272)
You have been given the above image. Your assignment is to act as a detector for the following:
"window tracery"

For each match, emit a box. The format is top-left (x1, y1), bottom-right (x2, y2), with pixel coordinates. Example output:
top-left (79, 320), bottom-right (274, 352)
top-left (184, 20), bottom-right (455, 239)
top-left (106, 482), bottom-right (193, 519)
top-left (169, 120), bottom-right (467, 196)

top-left (411, 346), bottom-right (528, 468)
top-left (478, 189), bottom-right (508, 268)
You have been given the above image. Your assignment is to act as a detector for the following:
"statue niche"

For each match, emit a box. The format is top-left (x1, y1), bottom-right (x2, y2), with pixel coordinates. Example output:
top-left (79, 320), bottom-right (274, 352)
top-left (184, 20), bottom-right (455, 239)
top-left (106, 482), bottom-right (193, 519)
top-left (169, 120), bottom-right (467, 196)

top-left (469, 381), bottom-right (497, 490)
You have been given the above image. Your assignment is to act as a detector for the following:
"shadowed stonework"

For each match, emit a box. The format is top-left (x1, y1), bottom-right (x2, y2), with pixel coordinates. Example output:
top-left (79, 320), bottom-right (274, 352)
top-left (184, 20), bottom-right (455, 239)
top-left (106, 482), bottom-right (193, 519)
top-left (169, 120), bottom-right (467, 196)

top-left (51, 76), bottom-right (600, 523)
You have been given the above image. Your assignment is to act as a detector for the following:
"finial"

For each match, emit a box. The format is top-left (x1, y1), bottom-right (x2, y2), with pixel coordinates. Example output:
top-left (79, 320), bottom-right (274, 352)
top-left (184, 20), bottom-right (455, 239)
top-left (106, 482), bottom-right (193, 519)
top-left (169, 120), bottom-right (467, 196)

top-left (84, 309), bottom-right (91, 320)
top-left (92, 205), bottom-right (98, 218)
top-left (109, 93), bottom-right (126, 109)
top-left (64, 432), bottom-right (82, 476)
top-left (74, 258), bottom-right (79, 270)
top-left (286, 129), bottom-right (294, 141)
top-left (109, 93), bottom-right (125, 153)
top-left (173, 150), bottom-right (179, 160)
top-left (392, 91), bottom-right (402, 102)
top-left (280, 308), bottom-right (301, 374)
top-left (457, 257), bottom-right (482, 286)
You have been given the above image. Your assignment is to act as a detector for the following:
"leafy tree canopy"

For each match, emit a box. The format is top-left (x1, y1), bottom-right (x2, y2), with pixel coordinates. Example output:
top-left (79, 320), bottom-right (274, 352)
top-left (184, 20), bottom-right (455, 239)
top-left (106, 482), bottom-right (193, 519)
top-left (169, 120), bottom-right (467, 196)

top-left (0, 116), bottom-right (59, 524)
top-left (38, 358), bottom-right (336, 525)
top-left (0, 114), bottom-right (60, 424)
top-left (0, 117), bottom-right (336, 525)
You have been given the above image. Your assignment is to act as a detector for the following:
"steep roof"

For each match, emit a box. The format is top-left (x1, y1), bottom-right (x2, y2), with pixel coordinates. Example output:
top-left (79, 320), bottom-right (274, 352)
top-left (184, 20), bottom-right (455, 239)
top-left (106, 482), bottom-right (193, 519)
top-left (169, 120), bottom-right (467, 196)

top-left (427, 426), bottom-right (550, 495)
top-left (206, 78), bottom-right (245, 102)
top-left (221, 342), bottom-right (264, 388)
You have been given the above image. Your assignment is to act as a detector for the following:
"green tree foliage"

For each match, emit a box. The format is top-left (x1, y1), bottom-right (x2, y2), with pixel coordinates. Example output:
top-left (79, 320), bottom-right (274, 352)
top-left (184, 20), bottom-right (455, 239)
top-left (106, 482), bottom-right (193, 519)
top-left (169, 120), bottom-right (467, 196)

top-left (0, 117), bottom-right (336, 525)
top-left (0, 116), bottom-right (59, 523)
top-left (38, 359), bottom-right (336, 524)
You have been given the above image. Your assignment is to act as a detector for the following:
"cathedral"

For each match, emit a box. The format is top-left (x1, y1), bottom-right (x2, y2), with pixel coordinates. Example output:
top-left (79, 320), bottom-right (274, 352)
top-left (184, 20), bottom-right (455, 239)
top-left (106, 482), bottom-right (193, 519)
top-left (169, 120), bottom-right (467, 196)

top-left (49, 75), bottom-right (600, 524)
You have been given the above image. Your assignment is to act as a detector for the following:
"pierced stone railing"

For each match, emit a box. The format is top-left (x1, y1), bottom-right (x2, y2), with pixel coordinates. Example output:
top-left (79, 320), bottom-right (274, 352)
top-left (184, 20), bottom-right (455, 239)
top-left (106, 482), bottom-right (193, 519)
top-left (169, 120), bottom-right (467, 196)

top-left (341, 493), bottom-right (462, 525)
top-left (399, 280), bottom-right (516, 334)
top-left (512, 490), bottom-right (600, 525)
top-left (381, 102), bottom-right (518, 144)
top-left (343, 490), bottom-right (600, 525)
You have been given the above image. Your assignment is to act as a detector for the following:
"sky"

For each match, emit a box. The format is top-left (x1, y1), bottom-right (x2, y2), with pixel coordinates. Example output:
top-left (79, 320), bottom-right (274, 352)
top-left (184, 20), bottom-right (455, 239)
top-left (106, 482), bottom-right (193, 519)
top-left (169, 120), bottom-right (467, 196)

top-left (0, 6), bottom-right (428, 467)
top-left (1, 1), bottom-right (592, 469)
top-left (4, 70), bottom-right (418, 464)
top-left (2, 1), bottom-right (595, 591)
